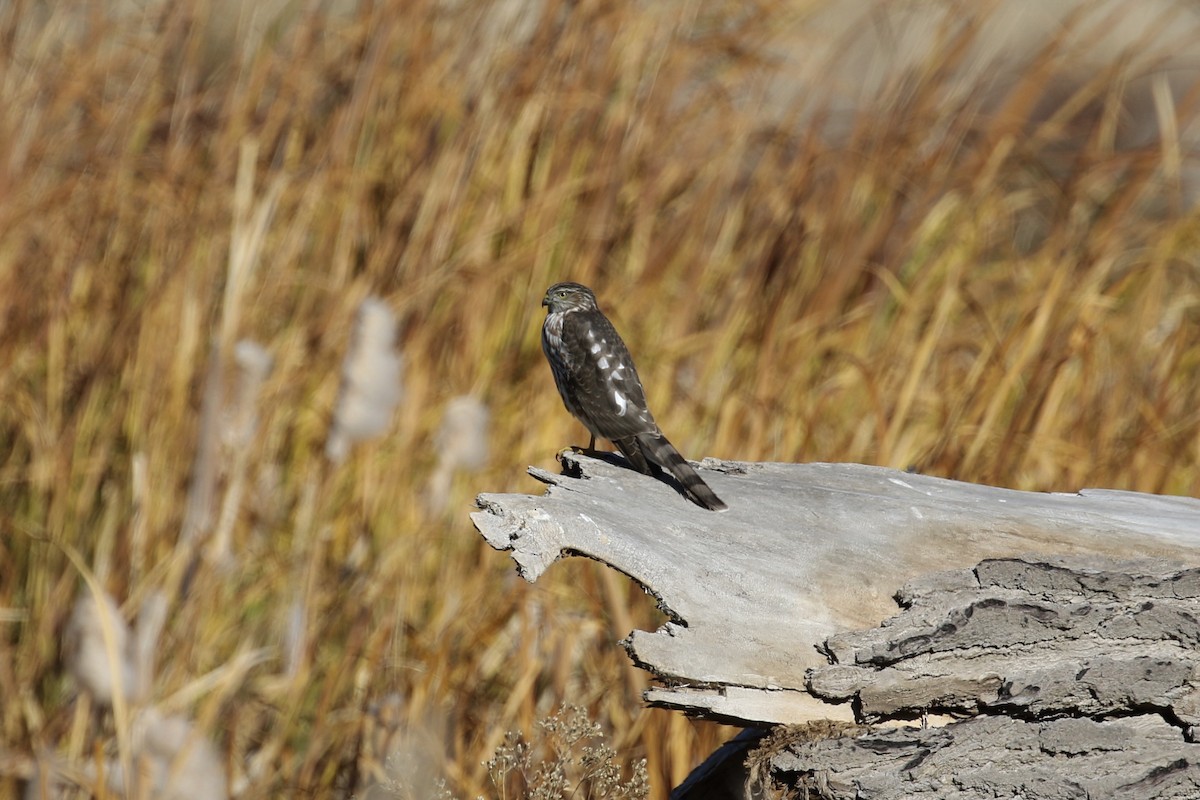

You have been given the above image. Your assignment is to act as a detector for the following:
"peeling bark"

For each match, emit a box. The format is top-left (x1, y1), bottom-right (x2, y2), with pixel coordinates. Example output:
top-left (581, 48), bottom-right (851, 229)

top-left (763, 715), bottom-right (1200, 799)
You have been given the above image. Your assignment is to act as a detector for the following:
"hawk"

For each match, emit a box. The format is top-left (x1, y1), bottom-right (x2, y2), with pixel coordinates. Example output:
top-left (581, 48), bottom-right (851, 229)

top-left (541, 282), bottom-right (727, 511)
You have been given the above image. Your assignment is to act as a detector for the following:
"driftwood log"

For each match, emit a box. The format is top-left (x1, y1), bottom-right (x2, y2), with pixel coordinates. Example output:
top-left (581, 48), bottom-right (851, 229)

top-left (472, 454), bottom-right (1200, 798)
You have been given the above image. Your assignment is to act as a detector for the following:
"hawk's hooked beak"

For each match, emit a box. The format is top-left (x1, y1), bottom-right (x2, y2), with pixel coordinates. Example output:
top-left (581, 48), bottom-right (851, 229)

top-left (541, 295), bottom-right (550, 308)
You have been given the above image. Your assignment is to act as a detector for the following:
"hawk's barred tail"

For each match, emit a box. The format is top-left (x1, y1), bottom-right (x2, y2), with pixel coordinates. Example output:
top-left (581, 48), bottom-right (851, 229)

top-left (637, 433), bottom-right (728, 512)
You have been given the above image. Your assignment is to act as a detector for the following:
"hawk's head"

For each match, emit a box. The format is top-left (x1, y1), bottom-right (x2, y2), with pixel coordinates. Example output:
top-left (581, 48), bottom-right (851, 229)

top-left (542, 282), bottom-right (599, 314)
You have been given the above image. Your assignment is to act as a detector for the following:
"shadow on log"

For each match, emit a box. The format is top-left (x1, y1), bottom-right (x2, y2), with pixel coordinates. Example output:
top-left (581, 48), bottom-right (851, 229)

top-left (472, 455), bottom-right (1200, 798)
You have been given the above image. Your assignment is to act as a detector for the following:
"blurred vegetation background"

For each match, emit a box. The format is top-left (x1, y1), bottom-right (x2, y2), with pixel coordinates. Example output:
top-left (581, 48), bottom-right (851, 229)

top-left (3, 0), bottom-right (1200, 797)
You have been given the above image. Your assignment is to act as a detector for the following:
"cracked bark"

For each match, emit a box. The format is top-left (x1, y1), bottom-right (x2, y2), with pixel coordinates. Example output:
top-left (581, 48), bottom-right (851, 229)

top-left (472, 455), bottom-right (1200, 798)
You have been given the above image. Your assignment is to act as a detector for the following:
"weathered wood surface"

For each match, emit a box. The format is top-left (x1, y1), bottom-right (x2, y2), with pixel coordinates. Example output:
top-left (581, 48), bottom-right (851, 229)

top-left (763, 715), bottom-right (1200, 799)
top-left (471, 454), bottom-right (1200, 725)
top-left (699, 556), bottom-right (1200, 799)
top-left (809, 556), bottom-right (1200, 726)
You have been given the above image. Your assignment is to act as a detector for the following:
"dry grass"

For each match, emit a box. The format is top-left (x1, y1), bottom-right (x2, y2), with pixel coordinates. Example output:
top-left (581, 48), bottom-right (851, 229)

top-left (3, 0), bottom-right (1200, 797)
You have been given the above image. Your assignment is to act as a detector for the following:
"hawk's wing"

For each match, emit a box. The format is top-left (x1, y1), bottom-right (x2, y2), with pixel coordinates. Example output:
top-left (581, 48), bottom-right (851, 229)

top-left (559, 309), bottom-right (659, 440)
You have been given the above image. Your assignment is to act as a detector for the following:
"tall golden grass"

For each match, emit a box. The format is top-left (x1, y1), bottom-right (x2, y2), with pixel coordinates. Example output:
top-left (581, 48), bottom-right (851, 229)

top-left (3, 0), bottom-right (1200, 797)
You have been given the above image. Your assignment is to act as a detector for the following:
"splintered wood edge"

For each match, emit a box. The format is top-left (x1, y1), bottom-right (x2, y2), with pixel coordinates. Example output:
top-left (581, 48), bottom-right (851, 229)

top-left (644, 686), bottom-right (858, 726)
